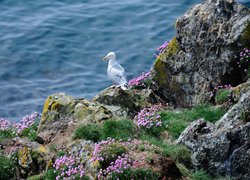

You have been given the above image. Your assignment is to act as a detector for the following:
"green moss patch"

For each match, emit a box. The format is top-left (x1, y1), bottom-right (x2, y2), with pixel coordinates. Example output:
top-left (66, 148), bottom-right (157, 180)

top-left (102, 119), bottom-right (138, 140)
top-left (0, 155), bottom-right (15, 180)
top-left (73, 123), bottom-right (102, 142)
top-left (165, 37), bottom-right (181, 59)
top-left (190, 170), bottom-right (212, 180)
top-left (110, 168), bottom-right (160, 180)
top-left (241, 23), bottom-right (250, 48)
top-left (139, 134), bottom-right (191, 167)
top-left (241, 110), bottom-right (250, 123)
top-left (215, 89), bottom-right (231, 104)
top-left (161, 105), bottom-right (227, 138)
top-left (99, 143), bottom-right (128, 169)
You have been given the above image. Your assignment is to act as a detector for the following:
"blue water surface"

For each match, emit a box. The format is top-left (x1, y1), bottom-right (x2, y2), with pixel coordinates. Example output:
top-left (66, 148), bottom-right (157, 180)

top-left (0, 0), bottom-right (249, 121)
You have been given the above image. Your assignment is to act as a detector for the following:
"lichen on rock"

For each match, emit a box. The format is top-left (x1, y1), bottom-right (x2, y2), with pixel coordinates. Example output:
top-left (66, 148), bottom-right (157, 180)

top-left (152, 0), bottom-right (250, 107)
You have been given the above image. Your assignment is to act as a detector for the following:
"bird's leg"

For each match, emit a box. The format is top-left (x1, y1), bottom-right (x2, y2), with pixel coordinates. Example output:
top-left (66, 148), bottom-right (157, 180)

top-left (110, 83), bottom-right (116, 88)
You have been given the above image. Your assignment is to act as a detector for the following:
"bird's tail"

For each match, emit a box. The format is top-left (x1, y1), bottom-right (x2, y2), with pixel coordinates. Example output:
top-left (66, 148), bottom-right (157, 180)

top-left (120, 77), bottom-right (128, 90)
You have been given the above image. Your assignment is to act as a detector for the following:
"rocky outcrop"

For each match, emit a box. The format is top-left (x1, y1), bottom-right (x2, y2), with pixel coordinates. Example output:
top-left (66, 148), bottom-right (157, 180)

top-left (152, 0), bottom-right (250, 107)
top-left (37, 88), bottom-right (158, 145)
top-left (93, 86), bottom-right (160, 117)
top-left (176, 81), bottom-right (250, 179)
top-left (37, 93), bottom-right (113, 145)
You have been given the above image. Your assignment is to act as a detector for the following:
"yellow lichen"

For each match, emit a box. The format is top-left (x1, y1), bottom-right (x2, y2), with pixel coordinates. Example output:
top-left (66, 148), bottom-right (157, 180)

top-left (153, 58), bottom-right (170, 87)
top-left (42, 96), bottom-right (52, 114)
top-left (37, 145), bottom-right (47, 153)
top-left (165, 37), bottom-right (181, 60)
top-left (18, 147), bottom-right (32, 168)
top-left (51, 101), bottom-right (62, 111)
top-left (91, 160), bottom-right (100, 168)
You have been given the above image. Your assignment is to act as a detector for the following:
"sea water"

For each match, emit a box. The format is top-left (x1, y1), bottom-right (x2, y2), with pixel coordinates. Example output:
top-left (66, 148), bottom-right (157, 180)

top-left (0, 0), bottom-right (249, 121)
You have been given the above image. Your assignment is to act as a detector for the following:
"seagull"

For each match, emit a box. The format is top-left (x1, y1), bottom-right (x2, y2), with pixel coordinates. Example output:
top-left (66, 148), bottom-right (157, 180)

top-left (102, 52), bottom-right (128, 90)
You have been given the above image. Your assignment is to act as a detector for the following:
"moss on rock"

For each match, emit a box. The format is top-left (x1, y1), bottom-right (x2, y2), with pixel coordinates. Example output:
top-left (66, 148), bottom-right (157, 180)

top-left (153, 37), bottom-right (181, 88)
top-left (41, 93), bottom-right (75, 124)
top-left (18, 147), bottom-right (33, 169)
top-left (241, 23), bottom-right (250, 48)
top-left (153, 58), bottom-right (170, 87)
top-left (165, 37), bottom-right (181, 59)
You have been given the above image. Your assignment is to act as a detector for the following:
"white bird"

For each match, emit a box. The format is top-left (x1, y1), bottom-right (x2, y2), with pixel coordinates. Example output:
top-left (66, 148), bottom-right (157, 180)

top-left (102, 52), bottom-right (128, 90)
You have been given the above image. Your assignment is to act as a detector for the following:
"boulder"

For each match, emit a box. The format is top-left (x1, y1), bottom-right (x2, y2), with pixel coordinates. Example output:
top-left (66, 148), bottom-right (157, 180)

top-left (176, 82), bottom-right (250, 179)
top-left (37, 93), bottom-right (112, 145)
top-left (93, 86), bottom-right (161, 117)
top-left (152, 0), bottom-right (250, 107)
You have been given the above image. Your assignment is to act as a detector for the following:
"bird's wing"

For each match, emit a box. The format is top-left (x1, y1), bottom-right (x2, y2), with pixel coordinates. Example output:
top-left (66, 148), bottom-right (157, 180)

top-left (109, 63), bottom-right (127, 85)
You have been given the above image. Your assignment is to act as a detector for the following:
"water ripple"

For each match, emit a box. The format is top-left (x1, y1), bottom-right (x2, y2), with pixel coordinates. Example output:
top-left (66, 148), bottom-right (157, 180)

top-left (0, 0), bottom-right (248, 121)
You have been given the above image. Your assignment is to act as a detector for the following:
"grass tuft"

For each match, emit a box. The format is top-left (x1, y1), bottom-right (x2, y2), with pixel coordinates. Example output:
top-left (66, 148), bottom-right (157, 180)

top-left (161, 104), bottom-right (227, 138)
top-left (73, 123), bottom-right (102, 142)
top-left (0, 155), bottom-right (15, 180)
top-left (102, 119), bottom-right (138, 140)
top-left (190, 170), bottom-right (211, 180)
top-left (215, 89), bottom-right (230, 104)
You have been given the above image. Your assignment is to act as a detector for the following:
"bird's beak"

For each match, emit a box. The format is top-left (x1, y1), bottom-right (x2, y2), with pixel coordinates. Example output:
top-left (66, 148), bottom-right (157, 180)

top-left (102, 56), bottom-right (108, 61)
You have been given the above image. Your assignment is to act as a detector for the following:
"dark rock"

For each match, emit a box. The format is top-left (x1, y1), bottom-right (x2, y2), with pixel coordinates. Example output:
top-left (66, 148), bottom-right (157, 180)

top-left (176, 83), bottom-right (250, 179)
top-left (152, 0), bottom-right (250, 107)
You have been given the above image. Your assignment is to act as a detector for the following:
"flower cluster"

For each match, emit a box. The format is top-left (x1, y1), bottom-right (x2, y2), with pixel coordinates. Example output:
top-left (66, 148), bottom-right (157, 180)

top-left (92, 138), bottom-right (117, 162)
top-left (128, 72), bottom-right (151, 87)
top-left (134, 104), bottom-right (163, 129)
top-left (239, 48), bottom-right (250, 70)
top-left (13, 112), bottom-right (39, 134)
top-left (53, 155), bottom-right (85, 180)
top-left (154, 41), bottom-right (169, 58)
top-left (0, 118), bottom-right (11, 131)
top-left (98, 154), bottom-right (133, 179)
top-left (213, 84), bottom-right (232, 91)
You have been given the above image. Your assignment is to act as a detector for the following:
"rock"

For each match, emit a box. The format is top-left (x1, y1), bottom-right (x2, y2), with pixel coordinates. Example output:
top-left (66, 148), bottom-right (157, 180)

top-left (93, 86), bottom-right (161, 117)
top-left (176, 84), bottom-right (250, 179)
top-left (37, 93), bottom-right (112, 145)
top-left (152, 0), bottom-right (250, 107)
top-left (18, 147), bottom-right (36, 177)
top-left (39, 93), bottom-right (76, 126)
top-left (175, 119), bottom-right (215, 150)
top-left (74, 99), bottom-right (112, 123)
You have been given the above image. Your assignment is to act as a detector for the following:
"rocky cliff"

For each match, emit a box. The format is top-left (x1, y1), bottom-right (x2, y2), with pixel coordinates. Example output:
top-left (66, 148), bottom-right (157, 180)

top-left (152, 0), bottom-right (250, 107)
top-left (0, 0), bottom-right (249, 179)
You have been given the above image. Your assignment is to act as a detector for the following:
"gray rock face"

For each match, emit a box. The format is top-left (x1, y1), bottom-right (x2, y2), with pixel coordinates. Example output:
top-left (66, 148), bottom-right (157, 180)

top-left (176, 83), bottom-right (250, 179)
top-left (93, 86), bottom-right (160, 117)
top-left (152, 0), bottom-right (250, 107)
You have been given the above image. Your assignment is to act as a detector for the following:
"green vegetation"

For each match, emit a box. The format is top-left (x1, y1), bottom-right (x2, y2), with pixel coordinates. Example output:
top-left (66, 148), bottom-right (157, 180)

top-left (56, 151), bottom-right (67, 157)
top-left (110, 168), bottom-right (160, 180)
top-left (27, 173), bottom-right (45, 180)
top-left (241, 110), bottom-right (250, 123)
top-left (161, 105), bottom-right (227, 138)
top-left (0, 129), bottom-right (15, 140)
top-left (73, 119), bottom-right (138, 142)
top-left (44, 169), bottom-right (57, 180)
top-left (0, 155), bottom-right (15, 180)
top-left (190, 170), bottom-right (212, 180)
top-left (19, 123), bottom-right (38, 141)
top-left (102, 119), bottom-right (138, 140)
top-left (215, 89), bottom-right (230, 104)
top-left (73, 123), bottom-right (102, 142)
top-left (99, 143), bottom-right (128, 169)
top-left (241, 23), bottom-right (250, 48)
top-left (163, 144), bottom-right (191, 166)
top-left (140, 134), bottom-right (191, 167)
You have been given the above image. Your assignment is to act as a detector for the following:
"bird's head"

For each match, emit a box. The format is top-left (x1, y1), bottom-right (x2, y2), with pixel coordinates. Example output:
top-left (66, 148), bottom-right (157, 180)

top-left (102, 52), bottom-right (116, 61)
